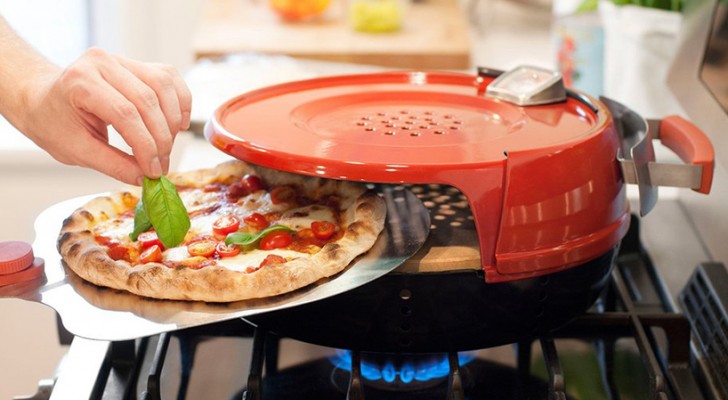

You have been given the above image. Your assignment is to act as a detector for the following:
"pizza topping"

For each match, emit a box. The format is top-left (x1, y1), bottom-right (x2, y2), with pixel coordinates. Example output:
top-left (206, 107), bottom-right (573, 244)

top-left (137, 231), bottom-right (163, 249)
top-left (107, 243), bottom-right (133, 262)
top-left (259, 230), bottom-right (293, 250)
top-left (212, 215), bottom-right (241, 238)
top-left (93, 167), bottom-right (356, 271)
top-left (216, 242), bottom-right (241, 258)
top-left (260, 254), bottom-right (286, 267)
top-left (241, 174), bottom-right (264, 192)
top-left (225, 225), bottom-right (293, 248)
top-left (270, 186), bottom-right (296, 204)
top-left (311, 221), bottom-right (336, 240)
top-left (243, 212), bottom-right (269, 231)
top-left (129, 200), bottom-right (152, 241)
top-left (137, 176), bottom-right (191, 248)
top-left (186, 239), bottom-right (217, 257)
top-left (139, 244), bottom-right (163, 263)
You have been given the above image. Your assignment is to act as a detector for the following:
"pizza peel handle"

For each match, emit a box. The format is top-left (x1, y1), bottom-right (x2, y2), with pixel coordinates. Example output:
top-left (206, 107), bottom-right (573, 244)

top-left (0, 188), bottom-right (429, 342)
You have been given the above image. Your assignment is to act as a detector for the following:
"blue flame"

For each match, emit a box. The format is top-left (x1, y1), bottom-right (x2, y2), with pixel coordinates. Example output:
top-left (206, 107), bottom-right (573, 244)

top-left (329, 350), bottom-right (477, 383)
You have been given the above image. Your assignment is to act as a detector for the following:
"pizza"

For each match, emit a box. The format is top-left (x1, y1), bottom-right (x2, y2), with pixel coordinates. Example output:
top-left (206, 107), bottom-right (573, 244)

top-left (57, 160), bottom-right (387, 302)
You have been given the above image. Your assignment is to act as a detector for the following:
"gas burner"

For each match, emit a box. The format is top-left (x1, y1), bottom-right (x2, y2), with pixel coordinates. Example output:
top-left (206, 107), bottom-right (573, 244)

top-left (328, 350), bottom-right (478, 391)
top-left (233, 358), bottom-right (552, 400)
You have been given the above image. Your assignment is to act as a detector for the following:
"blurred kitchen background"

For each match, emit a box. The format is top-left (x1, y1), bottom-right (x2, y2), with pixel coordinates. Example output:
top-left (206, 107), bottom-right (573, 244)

top-left (0, 0), bottom-right (687, 398)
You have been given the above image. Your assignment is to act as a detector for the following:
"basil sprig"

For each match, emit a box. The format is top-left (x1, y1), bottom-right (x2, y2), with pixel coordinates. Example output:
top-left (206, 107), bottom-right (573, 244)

top-left (130, 176), bottom-right (191, 248)
top-left (225, 225), bottom-right (292, 248)
top-left (129, 200), bottom-right (152, 241)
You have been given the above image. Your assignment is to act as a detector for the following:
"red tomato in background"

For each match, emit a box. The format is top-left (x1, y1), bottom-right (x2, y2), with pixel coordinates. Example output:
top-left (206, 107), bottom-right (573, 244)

top-left (270, 186), bottom-right (296, 204)
top-left (244, 212), bottom-right (270, 231)
top-left (269, 0), bottom-right (332, 20)
top-left (259, 230), bottom-right (293, 250)
top-left (311, 221), bottom-right (336, 240)
top-left (139, 245), bottom-right (163, 263)
top-left (213, 215), bottom-right (241, 237)
top-left (187, 240), bottom-right (217, 257)
top-left (216, 242), bottom-right (241, 258)
top-left (138, 231), bottom-right (163, 249)
top-left (242, 174), bottom-right (264, 192)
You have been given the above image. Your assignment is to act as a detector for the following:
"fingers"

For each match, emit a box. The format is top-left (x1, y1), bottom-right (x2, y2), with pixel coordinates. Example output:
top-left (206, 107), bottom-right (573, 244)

top-left (95, 56), bottom-right (174, 173)
top-left (74, 48), bottom-right (192, 177)
top-left (117, 56), bottom-right (193, 133)
top-left (71, 66), bottom-right (164, 180)
top-left (75, 135), bottom-right (146, 186)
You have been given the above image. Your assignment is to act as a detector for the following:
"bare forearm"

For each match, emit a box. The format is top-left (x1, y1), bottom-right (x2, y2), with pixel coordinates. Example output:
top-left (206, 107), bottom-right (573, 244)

top-left (0, 16), bottom-right (59, 131)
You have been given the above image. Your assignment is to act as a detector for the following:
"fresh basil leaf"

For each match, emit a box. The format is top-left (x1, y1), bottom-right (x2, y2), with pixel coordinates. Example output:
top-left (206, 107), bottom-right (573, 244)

top-left (225, 225), bottom-right (292, 247)
top-left (129, 200), bottom-right (152, 241)
top-left (142, 176), bottom-right (191, 248)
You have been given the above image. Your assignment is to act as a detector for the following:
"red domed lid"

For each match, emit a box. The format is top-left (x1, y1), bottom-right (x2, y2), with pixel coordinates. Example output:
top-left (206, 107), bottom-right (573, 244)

top-left (205, 71), bottom-right (599, 183)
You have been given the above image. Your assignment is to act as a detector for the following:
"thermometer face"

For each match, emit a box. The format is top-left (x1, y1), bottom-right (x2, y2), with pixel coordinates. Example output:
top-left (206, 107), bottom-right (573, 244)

top-left (486, 66), bottom-right (566, 106)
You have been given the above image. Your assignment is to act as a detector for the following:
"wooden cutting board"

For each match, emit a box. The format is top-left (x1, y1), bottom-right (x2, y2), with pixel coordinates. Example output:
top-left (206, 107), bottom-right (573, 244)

top-left (192, 0), bottom-right (472, 70)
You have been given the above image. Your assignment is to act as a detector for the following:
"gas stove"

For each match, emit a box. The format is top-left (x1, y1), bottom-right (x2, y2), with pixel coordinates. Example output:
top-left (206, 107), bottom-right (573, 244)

top-left (17, 194), bottom-right (727, 400)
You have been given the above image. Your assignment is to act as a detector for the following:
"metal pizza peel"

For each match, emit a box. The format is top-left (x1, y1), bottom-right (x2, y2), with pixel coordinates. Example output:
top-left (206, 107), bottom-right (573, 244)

top-left (0, 186), bottom-right (429, 341)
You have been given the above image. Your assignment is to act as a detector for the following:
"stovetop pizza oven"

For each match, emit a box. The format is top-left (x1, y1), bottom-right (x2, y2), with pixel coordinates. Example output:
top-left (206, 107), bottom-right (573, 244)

top-left (201, 66), bottom-right (714, 351)
top-left (205, 66), bottom-right (714, 282)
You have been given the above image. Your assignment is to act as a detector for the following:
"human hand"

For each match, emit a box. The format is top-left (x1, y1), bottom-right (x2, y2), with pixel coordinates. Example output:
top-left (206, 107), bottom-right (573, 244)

top-left (17, 48), bottom-right (192, 186)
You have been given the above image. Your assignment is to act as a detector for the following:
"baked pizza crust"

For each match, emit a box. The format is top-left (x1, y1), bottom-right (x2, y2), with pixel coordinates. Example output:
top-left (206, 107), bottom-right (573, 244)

top-left (57, 161), bottom-right (386, 302)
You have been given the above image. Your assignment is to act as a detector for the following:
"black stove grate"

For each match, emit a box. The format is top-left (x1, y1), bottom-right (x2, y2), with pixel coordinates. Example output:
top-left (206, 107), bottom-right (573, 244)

top-left (679, 262), bottom-right (728, 396)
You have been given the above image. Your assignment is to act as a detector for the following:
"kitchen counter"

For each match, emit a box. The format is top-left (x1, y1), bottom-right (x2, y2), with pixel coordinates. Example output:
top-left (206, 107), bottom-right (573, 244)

top-left (191, 0), bottom-right (472, 69)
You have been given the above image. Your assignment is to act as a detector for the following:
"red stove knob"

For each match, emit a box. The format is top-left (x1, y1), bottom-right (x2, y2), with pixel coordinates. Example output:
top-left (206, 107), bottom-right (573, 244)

top-left (0, 241), bottom-right (45, 287)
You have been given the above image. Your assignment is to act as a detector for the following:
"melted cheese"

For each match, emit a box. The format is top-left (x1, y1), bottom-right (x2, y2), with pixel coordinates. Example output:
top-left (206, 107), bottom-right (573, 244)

top-left (277, 205), bottom-right (336, 230)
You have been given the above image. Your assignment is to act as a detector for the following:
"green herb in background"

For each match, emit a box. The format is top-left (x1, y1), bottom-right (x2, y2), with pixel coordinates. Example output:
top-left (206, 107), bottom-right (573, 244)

top-left (133, 176), bottom-right (191, 248)
top-left (610, 0), bottom-right (682, 12)
top-left (225, 225), bottom-right (292, 249)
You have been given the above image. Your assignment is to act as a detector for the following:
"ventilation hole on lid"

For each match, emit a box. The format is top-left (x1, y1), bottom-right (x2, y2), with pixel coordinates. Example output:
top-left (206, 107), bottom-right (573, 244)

top-left (377, 112), bottom-right (387, 116)
top-left (405, 120), bottom-right (414, 125)
top-left (385, 131), bottom-right (396, 136)
top-left (356, 121), bottom-right (368, 126)
top-left (449, 126), bottom-right (460, 130)
top-left (365, 127), bottom-right (376, 132)
top-left (410, 132), bottom-right (420, 137)
top-left (361, 116), bottom-right (372, 120)
top-left (425, 111), bottom-right (434, 115)
top-left (453, 120), bottom-right (463, 125)
top-left (401, 126), bottom-right (411, 130)
top-left (392, 116), bottom-right (401, 120)
top-left (434, 130), bottom-right (445, 135)
top-left (444, 115), bottom-right (454, 119)
top-left (420, 125), bottom-right (430, 129)
top-left (400, 110), bottom-right (409, 114)
top-left (386, 124), bottom-right (396, 128)
top-left (408, 115), bottom-right (417, 119)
